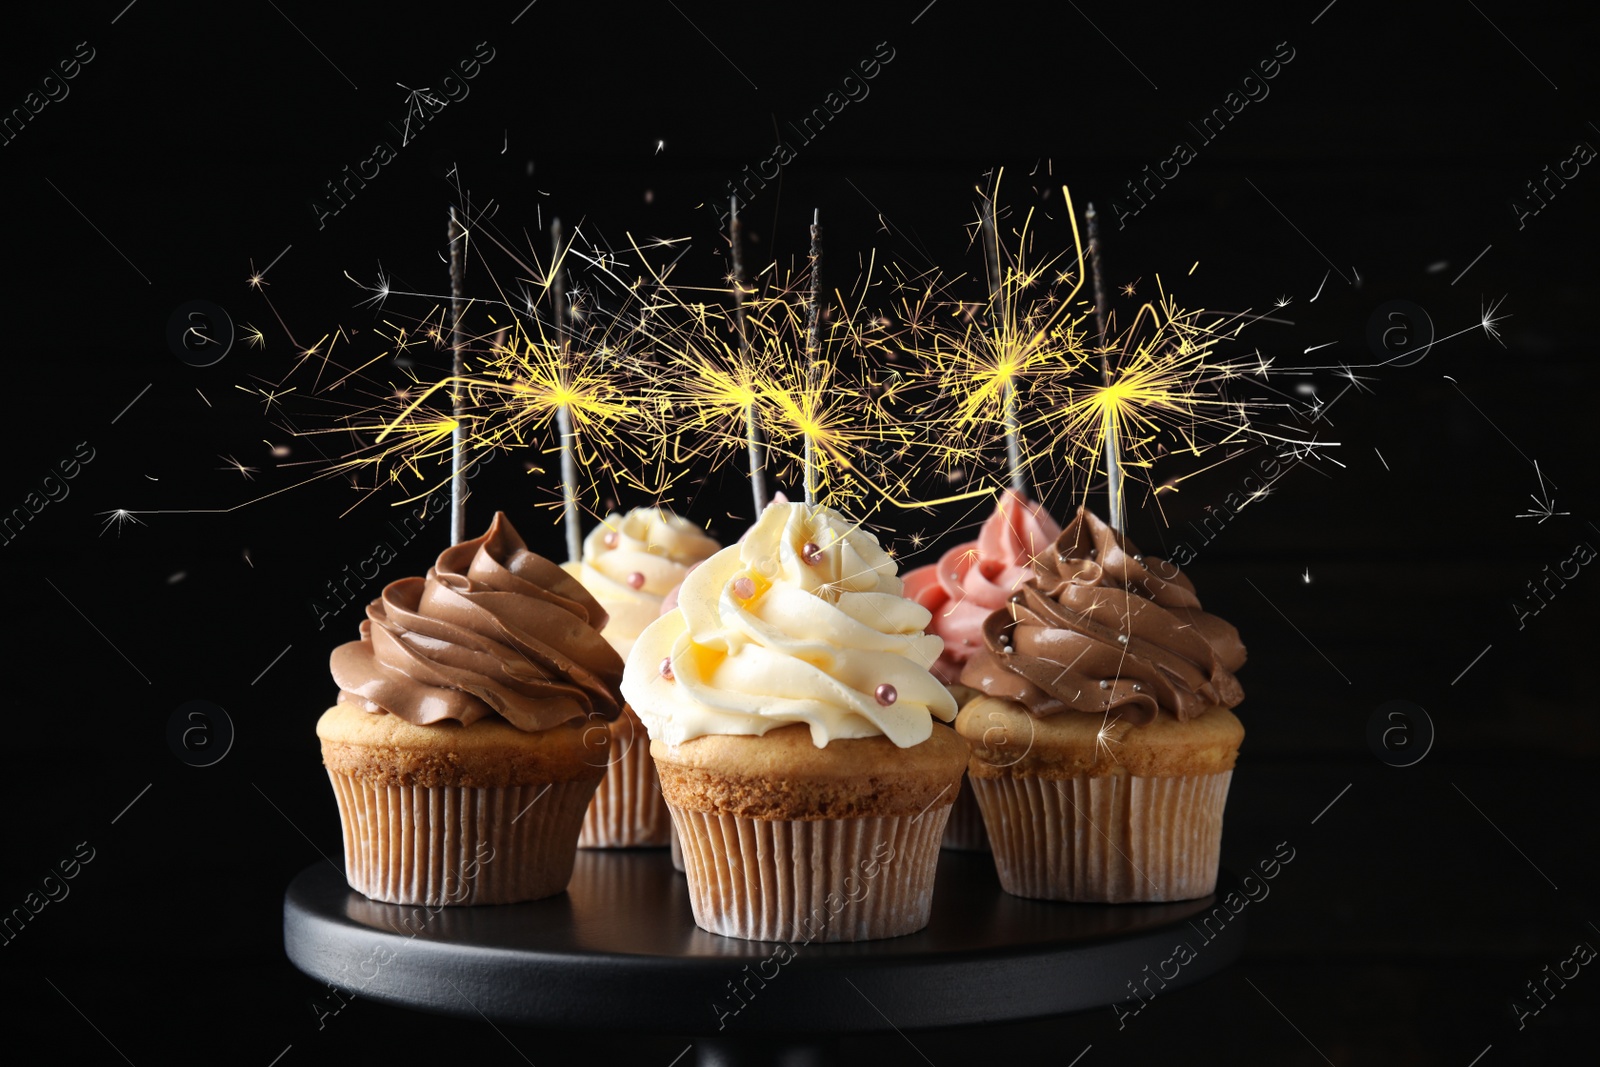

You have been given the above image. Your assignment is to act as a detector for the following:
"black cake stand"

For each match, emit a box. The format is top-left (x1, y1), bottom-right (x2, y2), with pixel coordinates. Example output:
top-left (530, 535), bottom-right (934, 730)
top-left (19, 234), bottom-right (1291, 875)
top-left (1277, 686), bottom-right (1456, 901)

top-left (284, 850), bottom-right (1245, 1066)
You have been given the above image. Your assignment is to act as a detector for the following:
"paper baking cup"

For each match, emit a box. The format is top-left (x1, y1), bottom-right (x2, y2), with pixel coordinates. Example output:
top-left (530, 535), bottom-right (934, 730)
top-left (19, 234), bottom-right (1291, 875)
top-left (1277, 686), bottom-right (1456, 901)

top-left (971, 771), bottom-right (1232, 903)
top-left (669, 823), bottom-right (686, 872)
top-left (940, 773), bottom-right (990, 852)
top-left (667, 805), bottom-right (951, 942)
top-left (578, 707), bottom-right (671, 848)
top-left (327, 772), bottom-right (598, 905)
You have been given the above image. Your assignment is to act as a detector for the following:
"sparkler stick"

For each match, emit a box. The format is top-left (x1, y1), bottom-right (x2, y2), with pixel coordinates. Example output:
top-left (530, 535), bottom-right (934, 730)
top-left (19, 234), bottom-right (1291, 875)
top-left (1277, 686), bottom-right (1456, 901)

top-left (1085, 201), bottom-right (1123, 531)
top-left (551, 218), bottom-right (582, 562)
top-left (981, 190), bottom-right (1027, 498)
top-left (803, 207), bottom-right (823, 507)
top-left (731, 196), bottom-right (768, 513)
top-left (448, 205), bottom-right (468, 543)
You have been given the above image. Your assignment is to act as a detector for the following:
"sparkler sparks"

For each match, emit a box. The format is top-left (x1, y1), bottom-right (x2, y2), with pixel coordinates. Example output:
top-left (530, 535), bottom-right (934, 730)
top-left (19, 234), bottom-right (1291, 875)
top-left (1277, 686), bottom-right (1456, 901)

top-left (1024, 280), bottom-right (1287, 520)
top-left (1516, 461), bottom-right (1568, 523)
top-left (97, 509), bottom-right (145, 537)
top-left (1479, 294), bottom-right (1510, 346)
top-left (217, 454), bottom-right (259, 480)
top-left (721, 257), bottom-right (913, 512)
top-left (908, 176), bottom-right (1094, 499)
top-left (334, 219), bottom-right (674, 516)
top-left (123, 172), bottom-right (1317, 550)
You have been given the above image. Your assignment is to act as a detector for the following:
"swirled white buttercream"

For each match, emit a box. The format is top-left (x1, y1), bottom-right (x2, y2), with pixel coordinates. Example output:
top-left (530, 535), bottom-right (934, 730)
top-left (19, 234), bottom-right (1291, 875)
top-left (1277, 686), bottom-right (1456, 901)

top-left (621, 502), bottom-right (957, 748)
top-left (562, 507), bottom-right (720, 657)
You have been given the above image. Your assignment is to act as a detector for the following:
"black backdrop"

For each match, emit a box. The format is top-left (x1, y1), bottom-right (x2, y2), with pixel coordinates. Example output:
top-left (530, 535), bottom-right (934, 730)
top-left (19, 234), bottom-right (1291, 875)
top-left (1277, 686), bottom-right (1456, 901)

top-left (3, 1), bottom-right (1598, 1062)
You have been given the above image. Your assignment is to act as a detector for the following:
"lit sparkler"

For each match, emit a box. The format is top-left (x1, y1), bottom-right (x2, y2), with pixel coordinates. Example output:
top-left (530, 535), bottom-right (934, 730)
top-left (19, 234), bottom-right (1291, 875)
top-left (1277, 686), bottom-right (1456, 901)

top-left (906, 174), bottom-right (1096, 506)
top-left (1025, 279), bottom-right (1288, 524)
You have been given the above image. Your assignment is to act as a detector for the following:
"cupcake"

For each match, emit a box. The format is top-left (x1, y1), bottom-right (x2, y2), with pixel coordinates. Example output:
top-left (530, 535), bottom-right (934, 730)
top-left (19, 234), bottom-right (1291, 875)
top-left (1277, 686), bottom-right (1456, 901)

top-left (902, 489), bottom-right (1062, 850)
top-left (318, 512), bottom-right (625, 905)
top-left (563, 507), bottom-right (720, 848)
top-left (956, 507), bottom-right (1246, 902)
top-left (622, 501), bottom-right (967, 941)
top-left (662, 495), bottom-right (774, 870)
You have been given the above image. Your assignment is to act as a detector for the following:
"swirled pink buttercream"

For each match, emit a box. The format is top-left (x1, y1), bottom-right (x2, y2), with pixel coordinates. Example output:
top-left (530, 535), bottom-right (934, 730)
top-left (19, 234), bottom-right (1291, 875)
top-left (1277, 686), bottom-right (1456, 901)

top-left (901, 491), bottom-right (1062, 684)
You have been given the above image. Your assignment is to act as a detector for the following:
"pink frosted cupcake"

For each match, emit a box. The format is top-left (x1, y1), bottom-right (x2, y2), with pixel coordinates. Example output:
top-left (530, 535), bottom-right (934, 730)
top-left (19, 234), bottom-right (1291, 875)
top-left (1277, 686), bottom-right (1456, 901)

top-left (902, 490), bottom-right (1061, 849)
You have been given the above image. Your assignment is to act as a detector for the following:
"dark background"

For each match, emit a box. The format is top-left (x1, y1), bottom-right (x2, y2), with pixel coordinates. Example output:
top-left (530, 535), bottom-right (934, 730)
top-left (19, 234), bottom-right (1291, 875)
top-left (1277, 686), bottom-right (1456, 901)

top-left (3, 0), bottom-right (1597, 1062)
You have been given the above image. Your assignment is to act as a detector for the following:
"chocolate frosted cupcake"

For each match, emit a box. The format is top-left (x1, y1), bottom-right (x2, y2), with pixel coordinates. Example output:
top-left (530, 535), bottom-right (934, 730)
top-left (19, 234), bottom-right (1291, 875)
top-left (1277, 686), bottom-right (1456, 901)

top-left (903, 489), bottom-right (1062, 850)
top-left (623, 501), bottom-right (966, 941)
top-left (563, 507), bottom-right (720, 849)
top-left (956, 506), bottom-right (1246, 902)
top-left (318, 512), bottom-right (624, 905)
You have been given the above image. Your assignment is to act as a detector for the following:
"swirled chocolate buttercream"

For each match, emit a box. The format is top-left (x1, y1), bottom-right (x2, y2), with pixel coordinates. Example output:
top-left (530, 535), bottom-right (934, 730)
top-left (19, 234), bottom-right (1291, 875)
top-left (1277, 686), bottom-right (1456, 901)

top-left (331, 513), bottom-right (625, 730)
top-left (959, 507), bottom-right (1245, 725)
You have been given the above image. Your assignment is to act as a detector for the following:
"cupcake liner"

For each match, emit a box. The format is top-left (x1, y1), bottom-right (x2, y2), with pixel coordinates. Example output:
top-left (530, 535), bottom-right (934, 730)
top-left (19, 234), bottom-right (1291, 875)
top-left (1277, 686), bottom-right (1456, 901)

top-left (940, 773), bottom-right (991, 852)
top-left (578, 706), bottom-right (671, 849)
top-left (971, 771), bottom-right (1232, 903)
top-left (669, 823), bottom-right (686, 873)
top-left (327, 771), bottom-right (598, 905)
top-left (667, 805), bottom-right (950, 942)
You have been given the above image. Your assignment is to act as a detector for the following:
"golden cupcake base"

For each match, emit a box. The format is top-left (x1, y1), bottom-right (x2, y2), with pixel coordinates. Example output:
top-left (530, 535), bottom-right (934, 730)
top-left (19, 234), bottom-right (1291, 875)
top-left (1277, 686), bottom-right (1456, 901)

top-left (651, 723), bottom-right (968, 941)
top-left (668, 806), bottom-right (951, 941)
top-left (970, 770), bottom-right (1232, 902)
top-left (327, 775), bottom-right (598, 905)
top-left (956, 697), bottom-right (1243, 903)
top-left (317, 704), bottom-right (606, 905)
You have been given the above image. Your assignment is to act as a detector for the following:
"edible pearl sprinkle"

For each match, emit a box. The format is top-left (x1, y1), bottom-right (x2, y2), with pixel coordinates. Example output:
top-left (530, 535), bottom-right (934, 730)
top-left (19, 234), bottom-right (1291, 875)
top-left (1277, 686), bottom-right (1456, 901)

top-left (731, 577), bottom-right (755, 599)
top-left (603, 531), bottom-right (618, 548)
top-left (627, 571), bottom-right (646, 589)
top-left (874, 684), bottom-right (898, 706)
top-left (801, 541), bottom-right (823, 565)
top-left (659, 657), bottom-right (675, 680)
top-left (1131, 683), bottom-right (1142, 692)
top-left (1099, 679), bottom-right (1110, 689)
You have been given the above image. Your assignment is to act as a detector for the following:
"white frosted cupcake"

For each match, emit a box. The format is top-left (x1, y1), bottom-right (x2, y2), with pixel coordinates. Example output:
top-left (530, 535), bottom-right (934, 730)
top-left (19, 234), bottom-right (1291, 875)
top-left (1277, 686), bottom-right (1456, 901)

top-left (564, 507), bottom-right (720, 847)
top-left (623, 501), bottom-right (966, 942)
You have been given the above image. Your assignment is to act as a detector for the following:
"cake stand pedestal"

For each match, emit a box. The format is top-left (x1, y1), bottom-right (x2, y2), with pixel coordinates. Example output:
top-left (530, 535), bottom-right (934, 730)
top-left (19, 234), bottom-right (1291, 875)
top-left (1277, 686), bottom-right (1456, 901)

top-left (284, 850), bottom-right (1244, 1066)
